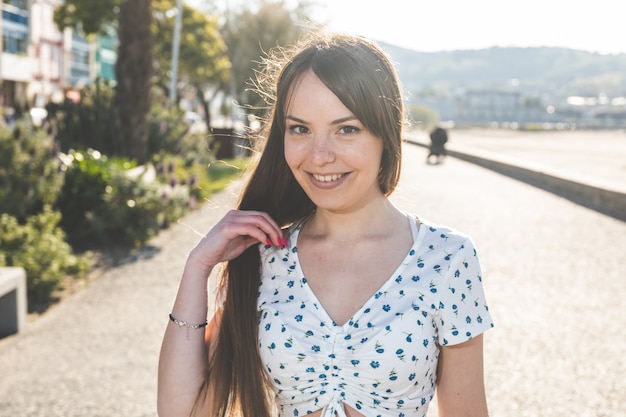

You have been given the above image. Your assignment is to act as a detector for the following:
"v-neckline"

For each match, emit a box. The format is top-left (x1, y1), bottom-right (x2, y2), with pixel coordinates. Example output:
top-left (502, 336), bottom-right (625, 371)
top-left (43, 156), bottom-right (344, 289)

top-left (290, 214), bottom-right (424, 329)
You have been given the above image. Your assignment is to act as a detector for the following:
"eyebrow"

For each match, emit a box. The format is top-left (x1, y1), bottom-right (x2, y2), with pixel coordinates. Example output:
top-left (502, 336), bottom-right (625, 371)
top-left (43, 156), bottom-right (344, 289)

top-left (285, 115), bottom-right (358, 125)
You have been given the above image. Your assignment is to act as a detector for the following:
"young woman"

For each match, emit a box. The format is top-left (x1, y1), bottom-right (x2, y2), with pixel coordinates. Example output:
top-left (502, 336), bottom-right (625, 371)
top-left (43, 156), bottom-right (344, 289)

top-left (158, 32), bottom-right (494, 417)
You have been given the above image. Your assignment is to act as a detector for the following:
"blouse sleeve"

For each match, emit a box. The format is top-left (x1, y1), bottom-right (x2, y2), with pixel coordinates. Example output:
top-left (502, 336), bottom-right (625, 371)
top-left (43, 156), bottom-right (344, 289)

top-left (435, 237), bottom-right (494, 346)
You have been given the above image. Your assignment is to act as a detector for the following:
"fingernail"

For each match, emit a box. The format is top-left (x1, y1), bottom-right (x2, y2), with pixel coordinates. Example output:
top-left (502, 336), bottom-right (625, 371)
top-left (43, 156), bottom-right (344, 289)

top-left (265, 238), bottom-right (272, 246)
top-left (281, 236), bottom-right (288, 248)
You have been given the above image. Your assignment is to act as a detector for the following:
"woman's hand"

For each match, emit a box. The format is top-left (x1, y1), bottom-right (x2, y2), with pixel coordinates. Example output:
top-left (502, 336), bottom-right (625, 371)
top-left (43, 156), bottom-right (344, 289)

top-left (158, 210), bottom-right (285, 417)
top-left (187, 209), bottom-right (286, 274)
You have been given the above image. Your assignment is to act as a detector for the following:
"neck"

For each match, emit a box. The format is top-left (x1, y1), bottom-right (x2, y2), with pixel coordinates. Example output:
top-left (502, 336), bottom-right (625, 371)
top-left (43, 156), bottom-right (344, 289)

top-left (304, 198), bottom-right (406, 241)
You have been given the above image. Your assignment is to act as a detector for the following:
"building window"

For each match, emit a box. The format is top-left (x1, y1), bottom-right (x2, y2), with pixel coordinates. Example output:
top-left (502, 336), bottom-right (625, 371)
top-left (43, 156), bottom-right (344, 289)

top-left (2, 29), bottom-right (27, 54)
top-left (4, 0), bottom-right (28, 9)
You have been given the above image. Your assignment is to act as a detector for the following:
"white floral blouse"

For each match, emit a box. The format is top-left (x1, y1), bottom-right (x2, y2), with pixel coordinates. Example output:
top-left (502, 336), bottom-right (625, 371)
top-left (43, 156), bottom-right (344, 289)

top-left (257, 215), bottom-right (494, 417)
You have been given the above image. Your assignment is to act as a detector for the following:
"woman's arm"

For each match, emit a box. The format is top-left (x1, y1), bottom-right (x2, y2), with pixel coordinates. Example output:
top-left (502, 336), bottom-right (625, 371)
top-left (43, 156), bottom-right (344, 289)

top-left (157, 256), bottom-right (215, 417)
top-left (157, 210), bottom-right (286, 417)
top-left (436, 334), bottom-right (489, 417)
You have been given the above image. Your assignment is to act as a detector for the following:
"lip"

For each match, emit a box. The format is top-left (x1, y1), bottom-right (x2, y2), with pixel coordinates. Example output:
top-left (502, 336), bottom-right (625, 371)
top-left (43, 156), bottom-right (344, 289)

top-left (308, 172), bottom-right (350, 188)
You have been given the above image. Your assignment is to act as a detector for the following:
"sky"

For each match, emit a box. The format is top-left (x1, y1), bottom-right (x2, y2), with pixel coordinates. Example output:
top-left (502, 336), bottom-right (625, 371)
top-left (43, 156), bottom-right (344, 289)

top-left (186, 0), bottom-right (624, 55)
top-left (309, 0), bottom-right (624, 54)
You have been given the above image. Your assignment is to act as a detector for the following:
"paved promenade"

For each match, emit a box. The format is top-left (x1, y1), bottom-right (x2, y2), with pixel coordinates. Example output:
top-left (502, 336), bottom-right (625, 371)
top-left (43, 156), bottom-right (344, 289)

top-left (1, 130), bottom-right (625, 416)
top-left (406, 128), bottom-right (626, 222)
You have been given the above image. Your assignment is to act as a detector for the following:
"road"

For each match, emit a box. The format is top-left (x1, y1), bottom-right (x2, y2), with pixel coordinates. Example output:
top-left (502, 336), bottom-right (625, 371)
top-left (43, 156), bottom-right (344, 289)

top-left (394, 143), bottom-right (626, 417)
top-left (1, 139), bottom-right (624, 417)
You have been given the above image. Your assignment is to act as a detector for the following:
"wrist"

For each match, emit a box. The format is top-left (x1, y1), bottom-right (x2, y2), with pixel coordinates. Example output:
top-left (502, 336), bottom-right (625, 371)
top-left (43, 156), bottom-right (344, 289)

top-left (185, 249), bottom-right (216, 278)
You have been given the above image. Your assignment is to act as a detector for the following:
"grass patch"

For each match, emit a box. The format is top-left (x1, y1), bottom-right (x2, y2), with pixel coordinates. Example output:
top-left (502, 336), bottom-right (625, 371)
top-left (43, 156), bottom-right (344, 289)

top-left (203, 158), bottom-right (250, 194)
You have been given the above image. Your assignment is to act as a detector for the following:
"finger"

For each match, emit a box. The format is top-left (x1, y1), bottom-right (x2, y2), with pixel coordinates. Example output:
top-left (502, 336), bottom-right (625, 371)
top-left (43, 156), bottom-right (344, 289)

top-left (224, 210), bottom-right (286, 247)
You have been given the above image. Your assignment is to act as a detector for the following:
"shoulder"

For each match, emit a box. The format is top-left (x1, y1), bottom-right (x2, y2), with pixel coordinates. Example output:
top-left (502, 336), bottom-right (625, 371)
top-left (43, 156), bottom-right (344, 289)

top-left (408, 216), bottom-right (481, 282)
top-left (417, 216), bottom-right (475, 251)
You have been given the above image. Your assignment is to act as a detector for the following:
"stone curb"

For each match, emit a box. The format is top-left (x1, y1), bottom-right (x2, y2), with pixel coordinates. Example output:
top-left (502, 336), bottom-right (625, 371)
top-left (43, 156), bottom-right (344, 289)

top-left (404, 137), bottom-right (626, 222)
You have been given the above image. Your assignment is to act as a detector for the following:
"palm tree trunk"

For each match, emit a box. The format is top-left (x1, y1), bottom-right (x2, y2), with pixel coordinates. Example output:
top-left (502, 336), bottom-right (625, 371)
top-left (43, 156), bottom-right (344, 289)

top-left (114, 0), bottom-right (153, 163)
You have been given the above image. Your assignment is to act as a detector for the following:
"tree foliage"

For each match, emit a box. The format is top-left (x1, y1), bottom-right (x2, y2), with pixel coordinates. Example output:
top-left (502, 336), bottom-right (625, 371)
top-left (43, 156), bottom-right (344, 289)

top-left (220, 0), bottom-right (314, 114)
top-left (54, 0), bottom-right (121, 35)
top-left (153, 0), bottom-right (230, 92)
top-left (152, 0), bottom-right (231, 125)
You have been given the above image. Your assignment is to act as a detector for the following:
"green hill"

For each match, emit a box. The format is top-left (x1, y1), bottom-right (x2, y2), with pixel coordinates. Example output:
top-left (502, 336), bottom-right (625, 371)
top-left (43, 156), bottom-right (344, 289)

top-left (378, 42), bottom-right (626, 98)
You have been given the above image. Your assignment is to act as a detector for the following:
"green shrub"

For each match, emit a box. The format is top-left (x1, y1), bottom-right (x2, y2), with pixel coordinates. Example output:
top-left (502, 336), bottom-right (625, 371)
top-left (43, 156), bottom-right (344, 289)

top-left (0, 122), bottom-right (64, 221)
top-left (407, 103), bottom-right (440, 131)
top-left (56, 149), bottom-right (190, 248)
top-left (51, 79), bottom-right (119, 155)
top-left (89, 167), bottom-right (189, 247)
top-left (55, 149), bottom-right (136, 245)
top-left (0, 207), bottom-right (90, 303)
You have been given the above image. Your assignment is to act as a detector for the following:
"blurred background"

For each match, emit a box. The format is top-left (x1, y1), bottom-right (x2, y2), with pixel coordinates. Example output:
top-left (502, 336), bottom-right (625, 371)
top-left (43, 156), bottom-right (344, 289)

top-left (0, 1), bottom-right (624, 416)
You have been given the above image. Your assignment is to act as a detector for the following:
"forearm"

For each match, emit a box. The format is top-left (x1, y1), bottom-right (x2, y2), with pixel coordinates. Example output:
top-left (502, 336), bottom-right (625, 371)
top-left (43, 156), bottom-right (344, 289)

top-left (157, 257), bottom-right (214, 417)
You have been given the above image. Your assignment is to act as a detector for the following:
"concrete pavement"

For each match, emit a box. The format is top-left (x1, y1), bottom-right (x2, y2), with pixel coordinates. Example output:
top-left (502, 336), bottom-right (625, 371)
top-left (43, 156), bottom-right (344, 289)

top-left (405, 128), bottom-right (626, 222)
top-left (1, 130), bottom-right (625, 416)
top-left (393, 142), bottom-right (625, 417)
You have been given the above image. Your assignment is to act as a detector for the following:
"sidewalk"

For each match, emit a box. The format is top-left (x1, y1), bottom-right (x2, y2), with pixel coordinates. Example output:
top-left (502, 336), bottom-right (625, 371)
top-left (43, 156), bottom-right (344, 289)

top-left (405, 128), bottom-right (626, 222)
top-left (0, 181), bottom-right (243, 417)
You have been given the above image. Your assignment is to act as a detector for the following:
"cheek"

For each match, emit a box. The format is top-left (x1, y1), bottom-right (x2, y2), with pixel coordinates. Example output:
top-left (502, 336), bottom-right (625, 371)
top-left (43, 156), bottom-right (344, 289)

top-left (283, 138), bottom-right (301, 173)
top-left (359, 142), bottom-right (384, 171)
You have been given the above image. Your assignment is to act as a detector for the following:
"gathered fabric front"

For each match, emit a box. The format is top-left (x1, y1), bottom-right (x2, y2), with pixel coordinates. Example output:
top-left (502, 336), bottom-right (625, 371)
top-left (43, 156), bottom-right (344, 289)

top-left (257, 215), bottom-right (494, 417)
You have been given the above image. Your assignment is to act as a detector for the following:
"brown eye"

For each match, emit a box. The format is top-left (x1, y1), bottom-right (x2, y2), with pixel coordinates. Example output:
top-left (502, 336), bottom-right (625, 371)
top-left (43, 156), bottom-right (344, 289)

top-left (338, 126), bottom-right (361, 134)
top-left (288, 125), bottom-right (309, 134)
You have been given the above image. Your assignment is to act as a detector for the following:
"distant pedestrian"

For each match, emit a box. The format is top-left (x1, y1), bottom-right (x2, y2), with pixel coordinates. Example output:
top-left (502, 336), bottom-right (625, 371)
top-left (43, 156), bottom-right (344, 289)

top-left (427, 126), bottom-right (448, 164)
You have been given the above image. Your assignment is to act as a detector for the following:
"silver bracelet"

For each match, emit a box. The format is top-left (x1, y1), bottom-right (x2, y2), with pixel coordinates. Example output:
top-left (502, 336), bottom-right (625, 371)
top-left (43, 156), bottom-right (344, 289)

top-left (169, 313), bottom-right (208, 329)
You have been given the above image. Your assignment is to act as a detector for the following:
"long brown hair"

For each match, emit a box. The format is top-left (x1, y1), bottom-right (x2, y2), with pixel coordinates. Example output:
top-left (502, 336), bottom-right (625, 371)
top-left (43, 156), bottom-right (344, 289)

top-left (207, 31), bottom-right (405, 417)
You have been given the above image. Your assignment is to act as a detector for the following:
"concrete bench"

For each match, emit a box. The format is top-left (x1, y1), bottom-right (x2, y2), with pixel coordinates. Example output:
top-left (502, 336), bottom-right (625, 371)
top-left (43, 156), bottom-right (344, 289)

top-left (0, 267), bottom-right (27, 338)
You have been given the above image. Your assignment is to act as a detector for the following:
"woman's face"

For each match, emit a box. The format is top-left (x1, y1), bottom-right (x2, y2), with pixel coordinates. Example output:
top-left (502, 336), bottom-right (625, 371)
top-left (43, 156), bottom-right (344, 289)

top-left (283, 70), bottom-right (385, 214)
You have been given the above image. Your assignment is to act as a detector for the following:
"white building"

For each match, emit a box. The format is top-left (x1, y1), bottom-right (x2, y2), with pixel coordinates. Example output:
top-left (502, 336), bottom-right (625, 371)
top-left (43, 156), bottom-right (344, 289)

top-left (1, 0), bottom-right (115, 112)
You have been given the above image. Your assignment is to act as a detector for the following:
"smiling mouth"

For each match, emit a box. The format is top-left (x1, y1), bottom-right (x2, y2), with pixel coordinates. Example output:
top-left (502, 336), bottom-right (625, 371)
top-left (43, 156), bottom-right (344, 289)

top-left (312, 173), bottom-right (345, 182)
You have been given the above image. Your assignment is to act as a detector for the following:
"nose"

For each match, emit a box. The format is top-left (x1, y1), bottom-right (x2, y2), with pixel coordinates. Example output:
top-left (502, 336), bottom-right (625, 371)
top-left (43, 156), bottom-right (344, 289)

top-left (310, 134), bottom-right (335, 165)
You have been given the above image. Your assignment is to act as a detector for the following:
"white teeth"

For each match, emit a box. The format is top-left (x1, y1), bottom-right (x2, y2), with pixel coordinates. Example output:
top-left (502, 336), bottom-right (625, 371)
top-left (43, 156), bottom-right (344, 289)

top-left (313, 173), bottom-right (344, 182)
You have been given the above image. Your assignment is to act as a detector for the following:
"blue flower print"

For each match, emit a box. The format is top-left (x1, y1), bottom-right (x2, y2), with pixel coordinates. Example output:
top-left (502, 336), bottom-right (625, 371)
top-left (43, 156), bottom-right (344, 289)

top-left (256, 217), bottom-right (494, 417)
top-left (285, 337), bottom-right (293, 348)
